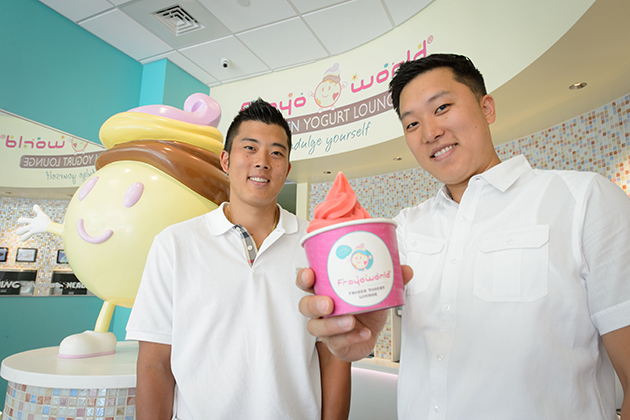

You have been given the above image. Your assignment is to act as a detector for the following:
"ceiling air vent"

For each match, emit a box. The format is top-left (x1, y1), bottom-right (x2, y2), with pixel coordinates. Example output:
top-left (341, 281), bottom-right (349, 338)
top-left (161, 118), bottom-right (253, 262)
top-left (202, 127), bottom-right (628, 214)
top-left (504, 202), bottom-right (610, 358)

top-left (152, 5), bottom-right (204, 36)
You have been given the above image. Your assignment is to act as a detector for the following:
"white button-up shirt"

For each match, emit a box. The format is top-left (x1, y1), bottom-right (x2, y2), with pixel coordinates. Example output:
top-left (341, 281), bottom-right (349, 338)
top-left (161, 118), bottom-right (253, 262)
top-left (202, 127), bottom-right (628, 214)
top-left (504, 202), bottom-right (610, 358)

top-left (395, 155), bottom-right (630, 420)
top-left (127, 204), bottom-right (320, 420)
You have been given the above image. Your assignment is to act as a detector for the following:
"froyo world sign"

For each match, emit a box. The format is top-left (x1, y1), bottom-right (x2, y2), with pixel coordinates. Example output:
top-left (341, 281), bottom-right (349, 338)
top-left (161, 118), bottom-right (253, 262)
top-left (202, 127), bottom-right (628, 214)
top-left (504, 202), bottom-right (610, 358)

top-left (236, 37), bottom-right (433, 159)
top-left (288, 90), bottom-right (390, 135)
top-left (0, 111), bottom-right (104, 189)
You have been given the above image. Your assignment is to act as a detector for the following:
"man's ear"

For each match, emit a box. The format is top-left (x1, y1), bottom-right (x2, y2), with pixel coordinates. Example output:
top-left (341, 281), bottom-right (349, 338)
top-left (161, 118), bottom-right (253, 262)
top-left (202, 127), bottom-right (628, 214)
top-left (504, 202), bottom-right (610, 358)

top-left (220, 150), bottom-right (230, 173)
top-left (481, 94), bottom-right (496, 124)
top-left (286, 162), bottom-right (292, 177)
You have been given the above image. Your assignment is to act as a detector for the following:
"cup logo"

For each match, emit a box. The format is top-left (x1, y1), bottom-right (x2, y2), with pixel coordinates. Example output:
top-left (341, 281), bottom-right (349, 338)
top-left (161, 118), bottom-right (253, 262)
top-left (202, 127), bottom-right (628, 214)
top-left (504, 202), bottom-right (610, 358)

top-left (350, 245), bottom-right (373, 271)
top-left (336, 243), bottom-right (374, 271)
top-left (328, 231), bottom-right (394, 307)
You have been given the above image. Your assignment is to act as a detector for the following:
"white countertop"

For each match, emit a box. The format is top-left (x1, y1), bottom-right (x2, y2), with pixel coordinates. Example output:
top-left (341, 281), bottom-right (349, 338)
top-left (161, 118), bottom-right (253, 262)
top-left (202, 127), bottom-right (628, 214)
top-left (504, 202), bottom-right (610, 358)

top-left (1, 341), bottom-right (398, 390)
top-left (0, 341), bottom-right (138, 389)
top-left (353, 357), bottom-right (399, 374)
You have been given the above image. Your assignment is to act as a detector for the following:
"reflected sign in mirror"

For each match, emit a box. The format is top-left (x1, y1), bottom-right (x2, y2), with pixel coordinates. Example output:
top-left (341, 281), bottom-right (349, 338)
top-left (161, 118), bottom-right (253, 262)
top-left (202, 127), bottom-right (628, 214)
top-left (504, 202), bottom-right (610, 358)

top-left (0, 109), bottom-right (104, 196)
top-left (0, 270), bottom-right (37, 295)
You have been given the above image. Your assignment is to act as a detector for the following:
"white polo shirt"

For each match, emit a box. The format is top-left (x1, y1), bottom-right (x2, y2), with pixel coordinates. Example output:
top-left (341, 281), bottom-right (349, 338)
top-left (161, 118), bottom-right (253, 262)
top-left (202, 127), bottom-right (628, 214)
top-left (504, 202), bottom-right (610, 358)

top-left (395, 155), bottom-right (630, 420)
top-left (126, 203), bottom-right (320, 420)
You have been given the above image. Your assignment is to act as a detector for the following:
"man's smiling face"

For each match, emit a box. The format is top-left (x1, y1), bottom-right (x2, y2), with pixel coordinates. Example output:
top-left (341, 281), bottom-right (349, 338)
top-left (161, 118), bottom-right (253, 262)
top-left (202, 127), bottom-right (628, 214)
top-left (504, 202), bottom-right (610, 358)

top-left (220, 120), bottom-right (291, 210)
top-left (399, 67), bottom-right (499, 200)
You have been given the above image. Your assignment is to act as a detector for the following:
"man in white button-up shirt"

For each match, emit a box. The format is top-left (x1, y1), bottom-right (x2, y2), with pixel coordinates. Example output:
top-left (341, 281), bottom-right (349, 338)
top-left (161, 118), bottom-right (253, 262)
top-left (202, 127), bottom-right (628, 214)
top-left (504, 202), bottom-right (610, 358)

top-left (128, 99), bottom-right (351, 420)
top-left (298, 54), bottom-right (630, 419)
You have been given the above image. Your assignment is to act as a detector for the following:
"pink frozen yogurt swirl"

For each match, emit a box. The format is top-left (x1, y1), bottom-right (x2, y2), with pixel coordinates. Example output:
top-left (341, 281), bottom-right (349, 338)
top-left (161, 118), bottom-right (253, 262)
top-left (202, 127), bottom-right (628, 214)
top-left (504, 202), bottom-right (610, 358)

top-left (128, 93), bottom-right (221, 127)
top-left (307, 172), bottom-right (370, 233)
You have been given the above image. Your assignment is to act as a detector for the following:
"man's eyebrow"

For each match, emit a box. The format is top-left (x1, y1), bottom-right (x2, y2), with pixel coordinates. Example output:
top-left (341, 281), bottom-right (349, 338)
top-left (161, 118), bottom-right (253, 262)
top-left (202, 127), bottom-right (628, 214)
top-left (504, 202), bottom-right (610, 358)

top-left (427, 90), bottom-right (450, 104)
top-left (400, 90), bottom-right (451, 120)
top-left (400, 110), bottom-right (413, 120)
top-left (241, 137), bottom-right (287, 151)
top-left (241, 137), bottom-right (259, 145)
top-left (272, 142), bottom-right (288, 151)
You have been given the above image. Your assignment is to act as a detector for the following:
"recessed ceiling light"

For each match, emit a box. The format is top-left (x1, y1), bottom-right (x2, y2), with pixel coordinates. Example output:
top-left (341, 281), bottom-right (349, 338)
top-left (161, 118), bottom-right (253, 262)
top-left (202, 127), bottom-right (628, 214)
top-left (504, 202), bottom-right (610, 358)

top-left (393, 156), bottom-right (402, 161)
top-left (569, 82), bottom-right (587, 90)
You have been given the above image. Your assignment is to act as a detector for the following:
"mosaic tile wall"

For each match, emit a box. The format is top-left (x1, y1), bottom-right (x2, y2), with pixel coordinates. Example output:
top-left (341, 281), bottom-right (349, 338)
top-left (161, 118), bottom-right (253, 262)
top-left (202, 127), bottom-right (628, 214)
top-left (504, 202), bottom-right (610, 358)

top-left (0, 198), bottom-right (71, 296)
top-left (2, 381), bottom-right (135, 420)
top-left (373, 311), bottom-right (395, 360)
top-left (310, 93), bottom-right (630, 360)
top-left (310, 93), bottom-right (630, 218)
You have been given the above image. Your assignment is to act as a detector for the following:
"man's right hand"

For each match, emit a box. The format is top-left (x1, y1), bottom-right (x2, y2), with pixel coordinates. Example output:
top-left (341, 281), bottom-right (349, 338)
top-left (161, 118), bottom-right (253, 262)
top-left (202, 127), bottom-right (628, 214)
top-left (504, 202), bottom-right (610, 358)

top-left (297, 265), bottom-right (413, 362)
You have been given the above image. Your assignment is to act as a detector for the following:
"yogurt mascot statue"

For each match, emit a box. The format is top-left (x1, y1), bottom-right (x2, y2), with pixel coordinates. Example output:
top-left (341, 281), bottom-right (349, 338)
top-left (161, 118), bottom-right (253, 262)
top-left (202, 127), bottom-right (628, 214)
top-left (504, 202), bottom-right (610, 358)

top-left (16, 93), bottom-right (230, 358)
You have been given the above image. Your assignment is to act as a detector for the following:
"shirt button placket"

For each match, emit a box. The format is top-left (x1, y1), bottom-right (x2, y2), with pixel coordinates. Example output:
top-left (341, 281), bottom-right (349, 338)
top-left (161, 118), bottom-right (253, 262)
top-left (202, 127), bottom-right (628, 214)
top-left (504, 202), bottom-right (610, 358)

top-left (430, 184), bottom-right (479, 420)
top-left (428, 400), bottom-right (444, 420)
top-left (429, 295), bottom-right (451, 420)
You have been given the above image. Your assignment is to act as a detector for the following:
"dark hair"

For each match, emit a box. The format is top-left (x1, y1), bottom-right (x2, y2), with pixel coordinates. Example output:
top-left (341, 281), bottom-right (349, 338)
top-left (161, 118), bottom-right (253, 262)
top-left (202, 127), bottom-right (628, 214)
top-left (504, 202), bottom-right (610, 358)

top-left (389, 53), bottom-right (487, 118)
top-left (224, 98), bottom-right (292, 158)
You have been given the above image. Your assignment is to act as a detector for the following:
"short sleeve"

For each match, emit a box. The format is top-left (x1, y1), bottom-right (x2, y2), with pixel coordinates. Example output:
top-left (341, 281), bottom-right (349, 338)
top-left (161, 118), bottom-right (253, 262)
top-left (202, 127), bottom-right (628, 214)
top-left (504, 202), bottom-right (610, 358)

top-left (582, 175), bottom-right (630, 335)
top-left (394, 209), bottom-right (408, 265)
top-left (125, 233), bottom-right (175, 344)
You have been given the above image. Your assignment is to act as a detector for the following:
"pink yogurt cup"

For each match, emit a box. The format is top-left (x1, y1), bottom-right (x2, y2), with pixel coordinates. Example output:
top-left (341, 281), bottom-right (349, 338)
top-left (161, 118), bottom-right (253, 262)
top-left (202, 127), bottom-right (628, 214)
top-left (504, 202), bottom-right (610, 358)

top-left (300, 218), bottom-right (404, 317)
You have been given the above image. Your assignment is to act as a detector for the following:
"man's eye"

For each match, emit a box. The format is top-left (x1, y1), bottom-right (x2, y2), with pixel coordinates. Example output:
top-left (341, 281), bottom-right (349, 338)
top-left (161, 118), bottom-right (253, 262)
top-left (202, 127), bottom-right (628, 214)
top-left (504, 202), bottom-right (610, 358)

top-left (406, 122), bottom-right (418, 130)
top-left (436, 104), bottom-right (449, 113)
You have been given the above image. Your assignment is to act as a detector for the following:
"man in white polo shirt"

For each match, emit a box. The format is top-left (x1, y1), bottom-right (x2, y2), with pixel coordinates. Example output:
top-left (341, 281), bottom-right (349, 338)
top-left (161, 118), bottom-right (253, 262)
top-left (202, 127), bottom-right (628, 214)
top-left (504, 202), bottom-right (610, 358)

top-left (297, 54), bottom-right (630, 419)
top-left (127, 99), bottom-right (351, 420)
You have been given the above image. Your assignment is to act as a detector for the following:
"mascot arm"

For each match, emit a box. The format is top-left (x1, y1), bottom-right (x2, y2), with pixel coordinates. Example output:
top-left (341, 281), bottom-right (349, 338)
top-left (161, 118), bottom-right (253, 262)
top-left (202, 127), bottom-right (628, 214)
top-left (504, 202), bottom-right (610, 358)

top-left (16, 204), bottom-right (63, 240)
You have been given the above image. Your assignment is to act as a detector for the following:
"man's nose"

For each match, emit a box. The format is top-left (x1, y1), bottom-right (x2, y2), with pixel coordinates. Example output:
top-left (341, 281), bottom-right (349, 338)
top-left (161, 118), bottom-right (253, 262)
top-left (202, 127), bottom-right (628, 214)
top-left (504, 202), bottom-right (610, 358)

top-left (254, 154), bottom-right (271, 169)
top-left (422, 118), bottom-right (443, 143)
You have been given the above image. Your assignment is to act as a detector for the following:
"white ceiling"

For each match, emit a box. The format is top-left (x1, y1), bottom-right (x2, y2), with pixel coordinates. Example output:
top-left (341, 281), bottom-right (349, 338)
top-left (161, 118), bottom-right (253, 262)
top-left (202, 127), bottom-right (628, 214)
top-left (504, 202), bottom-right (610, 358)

top-left (286, 0), bottom-right (630, 184)
top-left (39, 0), bottom-right (433, 86)
top-left (6, 0), bottom-right (630, 197)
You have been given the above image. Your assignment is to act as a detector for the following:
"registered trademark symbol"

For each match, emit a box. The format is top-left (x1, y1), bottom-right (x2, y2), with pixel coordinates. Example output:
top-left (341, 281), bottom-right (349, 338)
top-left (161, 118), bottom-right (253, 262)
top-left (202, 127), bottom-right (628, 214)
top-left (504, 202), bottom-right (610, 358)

top-left (428, 35), bottom-right (434, 44)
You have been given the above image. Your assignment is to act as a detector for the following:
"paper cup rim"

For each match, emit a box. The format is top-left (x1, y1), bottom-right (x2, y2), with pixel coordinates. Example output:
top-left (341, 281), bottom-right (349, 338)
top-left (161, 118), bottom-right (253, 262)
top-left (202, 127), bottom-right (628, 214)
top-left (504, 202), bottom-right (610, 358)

top-left (300, 218), bottom-right (397, 246)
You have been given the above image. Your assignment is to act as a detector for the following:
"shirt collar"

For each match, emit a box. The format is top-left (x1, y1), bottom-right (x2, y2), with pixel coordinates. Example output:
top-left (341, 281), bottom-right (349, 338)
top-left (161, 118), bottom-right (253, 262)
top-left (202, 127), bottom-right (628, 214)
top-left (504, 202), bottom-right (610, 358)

top-left (206, 202), bottom-right (298, 236)
top-left (276, 205), bottom-right (299, 234)
top-left (207, 202), bottom-right (233, 236)
top-left (431, 154), bottom-right (532, 209)
top-left (476, 154), bottom-right (531, 192)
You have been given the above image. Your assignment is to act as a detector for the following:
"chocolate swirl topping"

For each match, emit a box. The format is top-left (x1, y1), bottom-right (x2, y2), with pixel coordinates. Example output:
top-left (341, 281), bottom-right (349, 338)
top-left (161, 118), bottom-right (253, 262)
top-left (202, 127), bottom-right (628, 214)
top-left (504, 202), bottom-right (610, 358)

top-left (96, 140), bottom-right (230, 205)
